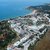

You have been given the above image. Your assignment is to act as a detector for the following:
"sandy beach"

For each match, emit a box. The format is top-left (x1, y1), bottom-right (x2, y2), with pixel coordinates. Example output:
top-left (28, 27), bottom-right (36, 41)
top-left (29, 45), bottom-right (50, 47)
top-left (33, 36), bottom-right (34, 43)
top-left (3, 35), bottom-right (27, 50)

top-left (27, 10), bottom-right (37, 15)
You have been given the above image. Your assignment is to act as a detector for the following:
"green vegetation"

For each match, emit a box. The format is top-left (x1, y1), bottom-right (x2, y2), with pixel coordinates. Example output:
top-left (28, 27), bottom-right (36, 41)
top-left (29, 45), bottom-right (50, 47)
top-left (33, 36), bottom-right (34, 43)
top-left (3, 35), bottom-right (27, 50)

top-left (28, 44), bottom-right (35, 50)
top-left (0, 20), bottom-right (17, 50)
top-left (27, 4), bottom-right (50, 13)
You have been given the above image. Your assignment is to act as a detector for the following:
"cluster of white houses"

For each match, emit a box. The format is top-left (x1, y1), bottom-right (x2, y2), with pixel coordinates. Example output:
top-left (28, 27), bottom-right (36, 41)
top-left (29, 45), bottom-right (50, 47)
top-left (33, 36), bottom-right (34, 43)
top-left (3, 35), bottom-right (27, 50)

top-left (7, 10), bottom-right (50, 50)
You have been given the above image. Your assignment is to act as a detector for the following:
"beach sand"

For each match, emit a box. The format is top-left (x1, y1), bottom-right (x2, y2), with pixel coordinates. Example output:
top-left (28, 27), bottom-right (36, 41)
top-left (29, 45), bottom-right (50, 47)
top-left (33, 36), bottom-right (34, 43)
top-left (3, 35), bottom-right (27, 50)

top-left (27, 10), bottom-right (37, 15)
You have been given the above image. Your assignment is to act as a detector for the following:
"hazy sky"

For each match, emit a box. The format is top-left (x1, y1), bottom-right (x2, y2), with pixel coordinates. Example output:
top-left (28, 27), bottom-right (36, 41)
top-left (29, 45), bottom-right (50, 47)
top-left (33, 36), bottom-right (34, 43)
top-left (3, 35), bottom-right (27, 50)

top-left (0, 0), bottom-right (50, 2)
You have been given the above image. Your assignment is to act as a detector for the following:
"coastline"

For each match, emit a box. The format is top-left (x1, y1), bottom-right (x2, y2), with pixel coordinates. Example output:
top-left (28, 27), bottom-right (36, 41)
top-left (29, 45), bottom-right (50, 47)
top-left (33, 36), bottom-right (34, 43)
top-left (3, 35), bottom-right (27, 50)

top-left (26, 10), bottom-right (37, 15)
top-left (0, 3), bottom-right (50, 22)
top-left (0, 11), bottom-right (33, 22)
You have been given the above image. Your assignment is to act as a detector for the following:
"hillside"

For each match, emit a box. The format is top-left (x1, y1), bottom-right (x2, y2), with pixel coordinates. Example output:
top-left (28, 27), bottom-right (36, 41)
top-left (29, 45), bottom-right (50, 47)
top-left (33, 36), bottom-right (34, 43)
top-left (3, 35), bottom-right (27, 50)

top-left (34, 30), bottom-right (50, 50)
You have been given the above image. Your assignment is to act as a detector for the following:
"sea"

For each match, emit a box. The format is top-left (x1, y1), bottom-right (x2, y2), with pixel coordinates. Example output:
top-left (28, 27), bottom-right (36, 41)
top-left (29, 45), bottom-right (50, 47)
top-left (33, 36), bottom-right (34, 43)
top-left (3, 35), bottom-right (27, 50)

top-left (0, 0), bottom-right (50, 20)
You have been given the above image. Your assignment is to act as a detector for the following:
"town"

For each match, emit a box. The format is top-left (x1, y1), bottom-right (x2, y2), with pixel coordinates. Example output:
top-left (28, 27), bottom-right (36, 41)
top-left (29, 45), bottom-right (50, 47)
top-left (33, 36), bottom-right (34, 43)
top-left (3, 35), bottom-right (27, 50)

top-left (7, 10), bottom-right (50, 50)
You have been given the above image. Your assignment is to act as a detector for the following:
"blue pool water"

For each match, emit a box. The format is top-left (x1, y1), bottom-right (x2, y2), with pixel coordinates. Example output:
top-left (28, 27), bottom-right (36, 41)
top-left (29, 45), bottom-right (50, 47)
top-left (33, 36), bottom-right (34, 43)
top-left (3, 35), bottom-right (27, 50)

top-left (0, 0), bottom-right (50, 20)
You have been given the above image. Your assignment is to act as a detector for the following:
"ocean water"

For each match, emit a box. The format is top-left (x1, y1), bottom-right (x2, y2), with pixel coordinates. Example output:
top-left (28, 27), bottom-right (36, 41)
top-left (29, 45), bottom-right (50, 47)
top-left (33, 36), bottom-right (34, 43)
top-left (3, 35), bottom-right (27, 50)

top-left (0, 0), bottom-right (50, 20)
